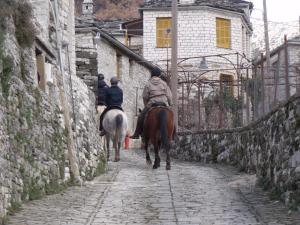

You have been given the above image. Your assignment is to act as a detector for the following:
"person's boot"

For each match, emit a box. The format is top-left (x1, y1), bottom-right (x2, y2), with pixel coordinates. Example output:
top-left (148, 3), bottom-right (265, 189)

top-left (130, 115), bottom-right (143, 139)
top-left (100, 130), bottom-right (106, 136)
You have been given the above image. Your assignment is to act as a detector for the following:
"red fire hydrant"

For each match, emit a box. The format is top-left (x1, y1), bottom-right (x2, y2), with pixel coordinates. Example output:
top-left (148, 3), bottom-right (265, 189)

top-left (124, 134), bottom-right (130, 149)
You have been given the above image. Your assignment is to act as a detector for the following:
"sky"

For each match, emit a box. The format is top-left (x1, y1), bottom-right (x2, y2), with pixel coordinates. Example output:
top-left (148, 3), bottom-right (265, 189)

top-left (250, 0), bottom-right (300, 22)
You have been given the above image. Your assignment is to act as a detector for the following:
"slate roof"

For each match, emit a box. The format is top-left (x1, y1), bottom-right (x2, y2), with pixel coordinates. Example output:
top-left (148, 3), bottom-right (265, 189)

top-left (141, 0), bottom-right (253, 13)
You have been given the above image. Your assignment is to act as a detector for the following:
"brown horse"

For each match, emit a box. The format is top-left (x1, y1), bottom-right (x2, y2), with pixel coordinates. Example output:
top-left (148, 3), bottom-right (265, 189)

top-left (143, 107), bottom-right (175, 170)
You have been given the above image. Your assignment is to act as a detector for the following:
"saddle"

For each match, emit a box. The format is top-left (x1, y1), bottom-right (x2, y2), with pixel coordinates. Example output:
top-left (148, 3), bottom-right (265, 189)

top-left (145, 103), bottom-right (169, 118)
top-left (107, 105), bottom-right (123, 112)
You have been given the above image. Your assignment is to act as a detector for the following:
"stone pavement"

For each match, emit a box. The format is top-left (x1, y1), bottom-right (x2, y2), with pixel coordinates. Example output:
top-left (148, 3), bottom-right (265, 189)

top-left (8, 149), bottom-right (300, 225)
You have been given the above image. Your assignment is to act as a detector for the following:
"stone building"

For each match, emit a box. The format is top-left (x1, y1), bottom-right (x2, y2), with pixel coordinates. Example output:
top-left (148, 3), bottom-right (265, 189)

top-left (76, 5), bottom-right (158, 137)
top-left (0, 0), bottom-right (105, 220)
top-left (141, 0), bottom-right (253, 68)
top-left (140, 0), bottom-right (254, 129)
top-left (253, 35), bottom-right (300, 116)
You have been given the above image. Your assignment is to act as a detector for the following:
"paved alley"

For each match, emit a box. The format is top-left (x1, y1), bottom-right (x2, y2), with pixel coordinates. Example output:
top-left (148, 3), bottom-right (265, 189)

top-left (8, 150), bottom-right (300, 225)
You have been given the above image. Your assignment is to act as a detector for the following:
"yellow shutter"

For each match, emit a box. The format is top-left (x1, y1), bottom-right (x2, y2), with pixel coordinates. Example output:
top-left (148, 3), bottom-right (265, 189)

top-left (216, 18), bottom-right (231, 49)
top-left (156, 17), bottom-right (172, 48)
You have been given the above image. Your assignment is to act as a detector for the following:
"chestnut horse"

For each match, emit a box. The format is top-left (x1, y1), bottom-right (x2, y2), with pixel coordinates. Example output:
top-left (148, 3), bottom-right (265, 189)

top-left (143, 107), bottom-right (175, 170)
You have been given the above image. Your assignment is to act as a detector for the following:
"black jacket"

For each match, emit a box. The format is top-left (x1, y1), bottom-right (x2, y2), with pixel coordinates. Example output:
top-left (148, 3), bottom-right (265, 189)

top-left (97, 79), bottom-right (108, 105)
top-left (105, 86), bottom-right (123, 108)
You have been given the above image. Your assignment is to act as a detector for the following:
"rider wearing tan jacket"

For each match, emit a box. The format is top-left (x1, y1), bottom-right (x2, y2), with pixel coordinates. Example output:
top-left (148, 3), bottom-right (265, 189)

top-left (131, 67), bottom-right (172, 139)
top-left (143, 76), bottom-right (173, 107)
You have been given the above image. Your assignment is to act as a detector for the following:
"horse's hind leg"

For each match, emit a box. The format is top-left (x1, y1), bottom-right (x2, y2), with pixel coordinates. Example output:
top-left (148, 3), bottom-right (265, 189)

top-left (105, 135), bottom-right (110, 161)
top-left (145, 140), bottom-right (152, 165)
top-left (116, 141), bottom-right (121, 162)
top-left (153, 143), bottom-right (160, 169)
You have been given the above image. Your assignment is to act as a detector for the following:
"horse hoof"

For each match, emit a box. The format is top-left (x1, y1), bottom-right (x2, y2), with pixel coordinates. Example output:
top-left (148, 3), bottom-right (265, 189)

top-left (166, 165), bottom-right (171, 170)
top-left (153, 165), bottom-right (158, 169)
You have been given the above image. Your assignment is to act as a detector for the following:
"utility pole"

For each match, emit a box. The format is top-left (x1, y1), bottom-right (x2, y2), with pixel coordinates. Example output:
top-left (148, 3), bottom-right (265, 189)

top-left (171, 0), bottom-right (178, 129)
top-left (263, 0), bottom-right (271, 111)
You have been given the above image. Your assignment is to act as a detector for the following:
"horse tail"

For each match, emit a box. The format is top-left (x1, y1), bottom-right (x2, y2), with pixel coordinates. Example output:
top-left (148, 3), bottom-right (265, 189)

top-left (116, 114), bottom-right (123, 129)
top-left (158, 109), bottom-right (170, 149)
top-left (114, 114), bottom-right (123, 142)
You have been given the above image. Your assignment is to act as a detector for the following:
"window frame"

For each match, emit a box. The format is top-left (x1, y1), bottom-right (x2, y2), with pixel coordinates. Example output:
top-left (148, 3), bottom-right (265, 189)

top-left (156, 17), bottom-right (172, 48)
top-left (220, 74), bottom-right (234, 96)
top-left (216, 17), bottom-right (231, 49)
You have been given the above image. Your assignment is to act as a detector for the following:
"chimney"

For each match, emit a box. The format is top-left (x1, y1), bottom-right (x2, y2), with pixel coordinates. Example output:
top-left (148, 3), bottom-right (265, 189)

top-left (82, 0), bottom-right (94, 16)
top-left (179, 0), bottom-right (195, 5)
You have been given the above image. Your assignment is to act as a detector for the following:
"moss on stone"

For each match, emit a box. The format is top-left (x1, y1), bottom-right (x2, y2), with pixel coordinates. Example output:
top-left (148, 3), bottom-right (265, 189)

top-left (269, 187), bottom-right (282, 201)
top-left (14, 131), bottom-right (28, 145)
top-left (45, 179), bottom-right (67, 195)
top-left (94, 156), bottom-right (106, 177)
top-left (12, 0), bottom-right (36, 48)
top-left (28, 178), bottom-right (43, 201)
top-left (7, 201), bottom-right (21, 216)
top-left (19, 166), bottom-right (43, 201)
top-left (1, 56), bottom-right (13, 98)
top-left (0, 215), bottom-right (9, 225)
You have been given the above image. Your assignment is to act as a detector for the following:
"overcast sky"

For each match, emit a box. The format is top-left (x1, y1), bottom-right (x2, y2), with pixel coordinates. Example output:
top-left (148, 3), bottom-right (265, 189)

top-left (250, 0), bottom-right (300, 22)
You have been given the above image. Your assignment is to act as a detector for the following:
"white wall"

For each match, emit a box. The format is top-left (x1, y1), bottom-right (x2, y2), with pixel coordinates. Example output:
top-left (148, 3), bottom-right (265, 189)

top-left (97, 40), bottom-right (150, 134)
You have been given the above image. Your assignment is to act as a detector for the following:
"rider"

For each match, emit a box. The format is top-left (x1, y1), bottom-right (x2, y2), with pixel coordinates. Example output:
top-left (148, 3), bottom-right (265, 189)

top-left (96, 73), bottom-right (108, 108)
top-left (99, 76), bottom-right (123, 136)
top-left (130, 67), bottom-right (172, 139)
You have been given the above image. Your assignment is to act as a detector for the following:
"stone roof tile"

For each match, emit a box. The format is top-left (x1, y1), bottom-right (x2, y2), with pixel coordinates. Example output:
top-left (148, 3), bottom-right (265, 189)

top-left (142, 0), bottom-right (253, 12)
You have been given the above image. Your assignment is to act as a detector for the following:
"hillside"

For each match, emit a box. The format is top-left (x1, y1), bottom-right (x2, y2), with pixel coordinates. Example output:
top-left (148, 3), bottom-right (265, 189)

top-left (75, 0), bottom-right (143, 20)
top-left (251, 18), bottom-right (299, 52)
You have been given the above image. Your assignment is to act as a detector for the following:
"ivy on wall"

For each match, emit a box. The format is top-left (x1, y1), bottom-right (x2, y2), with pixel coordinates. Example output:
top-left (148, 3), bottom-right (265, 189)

top-left (0, 0), bottom-right (36, 98)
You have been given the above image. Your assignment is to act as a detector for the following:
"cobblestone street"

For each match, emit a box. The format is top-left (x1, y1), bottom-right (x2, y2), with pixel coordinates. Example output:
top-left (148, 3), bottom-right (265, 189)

top-left (8, 150), bottom-right (300, 225)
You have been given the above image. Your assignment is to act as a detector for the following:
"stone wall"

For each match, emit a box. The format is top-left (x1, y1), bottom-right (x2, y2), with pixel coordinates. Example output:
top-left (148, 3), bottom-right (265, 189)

top-left (0, 1), bottom-right (105, 221)
top-left (172, 95), bottom-right (300, 207)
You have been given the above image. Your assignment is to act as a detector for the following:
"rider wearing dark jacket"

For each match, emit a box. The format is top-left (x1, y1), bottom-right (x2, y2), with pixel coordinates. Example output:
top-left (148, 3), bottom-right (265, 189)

top-left (99, 77), bottom-right (123, 136)
top-left (96, 74), bottom-right (108, 106)
top-left (105, 85), bottom-right (123, 108)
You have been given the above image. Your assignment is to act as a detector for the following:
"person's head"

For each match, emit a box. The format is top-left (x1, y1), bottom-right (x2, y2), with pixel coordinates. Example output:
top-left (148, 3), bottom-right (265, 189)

top-left (110, 76), bottom-right (119, 86)
top-left (151, 67), bottom-right (161, 77)
top-left (97, 73), bottom-right (104, 80)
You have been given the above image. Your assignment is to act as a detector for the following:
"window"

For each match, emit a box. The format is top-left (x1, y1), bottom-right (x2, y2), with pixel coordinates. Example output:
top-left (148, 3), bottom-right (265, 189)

top-left (242, 26), bottom-right (245, 54)
top-left (156, 17), bottom-right (172, 48)
top-left (220, 74), bottom-right (234, 95)
top-left (35, 49), bottom-right (46, 91)
top-left (216, 18), bottom-right (231, 49)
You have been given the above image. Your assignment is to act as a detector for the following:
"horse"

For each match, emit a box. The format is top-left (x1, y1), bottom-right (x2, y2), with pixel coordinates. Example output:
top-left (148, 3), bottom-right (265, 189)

top-left (143, 107), bottom-right (175, 170)
top-left (102, 109), bottom-right (128, 162)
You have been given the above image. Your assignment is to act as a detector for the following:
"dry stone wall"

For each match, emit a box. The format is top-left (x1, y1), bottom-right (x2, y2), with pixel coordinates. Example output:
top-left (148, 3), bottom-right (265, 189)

top-left (172, 95), bottom-right (300, 207)
top-left (0, 6), bottom-right (105, 222)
